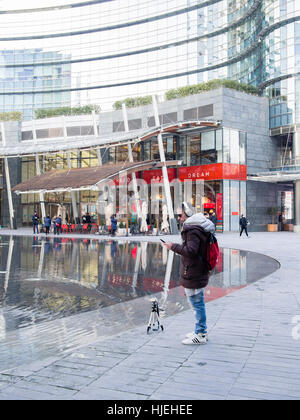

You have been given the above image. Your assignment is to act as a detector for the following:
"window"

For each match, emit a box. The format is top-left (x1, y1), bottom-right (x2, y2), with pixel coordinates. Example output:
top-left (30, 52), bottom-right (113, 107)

top-left (113, 121), bottom-right (125, 132)
top-left (22, 131), bottom-right (33, 141)
top-left (80, 126), bottom-right (94, 136)
top-left (128, 118), bottom-right (142, 130)
top-left (216, 130), bottom-right (222, 163)
top-left (198, 104), bottom-right (213, 118)
top-left (150, 141), bottom-right (160, 160)
top-left (36, 129), bottom-right (49, 139)
top-left (163, 112), bottom-right (177, 124)
top-left (189, 135), bottom-right (201, 165)
top-left (183, 108), bottom-right (197, 120)
top-left (230, 130), bottom-right (239, 164)
top-left (142, 140), bottom-right (151, 161)
top-left (116, 145), bottom-right (128, 162)
top-left (223, 129), bottom-right (230, 163)
top-left (164, 136), bottom-right (176, 160)
top-left (239, 132), bottom-right (246, 165)
top-left (201, 131), bottom-right (216, 164)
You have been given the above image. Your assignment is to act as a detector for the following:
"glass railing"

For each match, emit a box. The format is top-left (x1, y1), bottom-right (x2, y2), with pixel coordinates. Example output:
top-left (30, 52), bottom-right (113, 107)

top-left (270, 158), bottom-right (300, 171)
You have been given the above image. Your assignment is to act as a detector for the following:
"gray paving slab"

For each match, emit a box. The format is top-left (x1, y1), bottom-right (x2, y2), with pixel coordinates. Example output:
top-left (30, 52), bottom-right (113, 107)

top-left (0, 231), bottom-right (300, 400)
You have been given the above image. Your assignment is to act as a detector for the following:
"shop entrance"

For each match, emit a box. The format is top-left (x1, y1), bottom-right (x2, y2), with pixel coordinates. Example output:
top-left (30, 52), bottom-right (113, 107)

top-left (80, 203), bottom-right (98, 224)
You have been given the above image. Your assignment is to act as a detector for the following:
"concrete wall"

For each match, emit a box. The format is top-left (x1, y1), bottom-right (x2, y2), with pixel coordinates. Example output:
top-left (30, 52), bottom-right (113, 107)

top-left (246, 181), bottom-right (277, 231)
top-left (218, 88), bottom-right (279, 231)
top-left (98, 88), bottom-right (223, 134)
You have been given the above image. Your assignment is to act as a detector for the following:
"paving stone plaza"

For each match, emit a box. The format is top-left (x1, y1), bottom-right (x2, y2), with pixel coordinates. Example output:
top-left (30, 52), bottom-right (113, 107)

top-left (0, 230), bottom-right (299, 401)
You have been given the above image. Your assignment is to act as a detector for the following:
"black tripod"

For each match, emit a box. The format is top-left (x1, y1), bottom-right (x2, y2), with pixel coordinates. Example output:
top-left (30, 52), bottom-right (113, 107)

top-left (147, 298), bottom-right (164, 333)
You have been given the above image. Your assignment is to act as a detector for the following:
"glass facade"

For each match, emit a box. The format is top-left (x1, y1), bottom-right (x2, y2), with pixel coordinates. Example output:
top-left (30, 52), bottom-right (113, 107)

top-left (262, 1), bottom-right (300, 128)
top-left (0, 50), bottom-right (71, 120)
top-left (0, 0), bottom-right (298, 128)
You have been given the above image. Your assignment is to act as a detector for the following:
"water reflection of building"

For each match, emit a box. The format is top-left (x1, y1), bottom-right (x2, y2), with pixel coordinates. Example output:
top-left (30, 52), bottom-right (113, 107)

top-left (1, 236), bottom-right (272, 320)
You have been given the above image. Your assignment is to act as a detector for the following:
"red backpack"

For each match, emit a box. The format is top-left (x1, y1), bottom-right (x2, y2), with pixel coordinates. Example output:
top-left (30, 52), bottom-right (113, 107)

top-left (206, 233), bottom-right (220, 271)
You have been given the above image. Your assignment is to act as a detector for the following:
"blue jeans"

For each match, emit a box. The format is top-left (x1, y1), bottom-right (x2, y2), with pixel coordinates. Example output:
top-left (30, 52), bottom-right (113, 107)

top-left (187, 289), bottom-right (207, 335)
top-left (33, 224), bottom-right (39, 234)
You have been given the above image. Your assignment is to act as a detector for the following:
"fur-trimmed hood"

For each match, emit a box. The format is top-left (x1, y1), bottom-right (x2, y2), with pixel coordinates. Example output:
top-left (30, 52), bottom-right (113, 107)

top-left (183, 212), bottom-right (215, 234)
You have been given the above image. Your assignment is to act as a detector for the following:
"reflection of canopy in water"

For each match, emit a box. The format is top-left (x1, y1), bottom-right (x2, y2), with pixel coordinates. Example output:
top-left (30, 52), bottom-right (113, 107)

top-left (21, 278), bottom-right (115, 300)
top-left (20, 278), bottom-right (119, 312)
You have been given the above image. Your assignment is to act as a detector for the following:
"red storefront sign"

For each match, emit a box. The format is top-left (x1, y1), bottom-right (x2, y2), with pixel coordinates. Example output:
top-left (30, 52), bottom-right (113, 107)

top-left (108, 273), bottom-right (177, 293)
top-left (177, 284), bottom-right (247, 300)
top-left (142, 276), bottom-right (177, 292)
top-left (109, 273), bottom-right (133, 289)
top-left (179, 163), bottom-right (247, 181)
top-left (204, 284), bottom-right (247, 303)
top-left (216, 193), bottom-right (223, 221)
top-left (204, 203), bottom-right (215, 209)
top-left (142, 168), bottom-right (177, 184)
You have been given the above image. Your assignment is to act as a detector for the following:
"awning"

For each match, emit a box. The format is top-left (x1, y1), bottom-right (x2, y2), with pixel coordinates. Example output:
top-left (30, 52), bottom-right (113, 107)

top-left (12, 160), bottom-right (181, 194)
top-left (247, 171), bottom-right (300, 183)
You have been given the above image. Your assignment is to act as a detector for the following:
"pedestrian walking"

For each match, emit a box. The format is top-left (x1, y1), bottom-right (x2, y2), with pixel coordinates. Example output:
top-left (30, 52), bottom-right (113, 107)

top-left (32, 211), bottom-right (39, 234)
top-left (54, 215), bottom-right (62, 235)
top-left (162, 201), bottom-right (215, 345)
top-left (209, 210), bottom-right (217, 229)
top-left (239, 214), bottom-right (249, 237)
top-left (110, 214), bottom-right (117, 236)
top-left (85, 212), bottom-right (92, 233)
top-left (44, 215), bottom-right (51, 235)
top-left (278, 212), bottom-right (283, 232)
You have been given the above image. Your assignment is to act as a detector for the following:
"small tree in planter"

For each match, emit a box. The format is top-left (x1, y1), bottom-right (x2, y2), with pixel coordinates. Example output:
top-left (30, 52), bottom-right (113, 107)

top-left (118, 221), bottom-right (126, 235)
top-left (267, 207), bottom-right (278, 231)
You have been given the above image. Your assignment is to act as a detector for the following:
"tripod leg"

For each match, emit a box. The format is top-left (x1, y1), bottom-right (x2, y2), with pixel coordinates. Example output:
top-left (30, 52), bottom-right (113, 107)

top-left (147, 312), bottom-right (154, 333)
top-left (156, 313), bottom-right (163, 331)
top-left (147, 307), bottom-right (164, 333)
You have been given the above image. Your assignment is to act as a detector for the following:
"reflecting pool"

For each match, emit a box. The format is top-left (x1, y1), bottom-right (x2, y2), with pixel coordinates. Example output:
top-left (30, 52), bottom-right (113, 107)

top-left (0, 236), bottom-right (279, 371)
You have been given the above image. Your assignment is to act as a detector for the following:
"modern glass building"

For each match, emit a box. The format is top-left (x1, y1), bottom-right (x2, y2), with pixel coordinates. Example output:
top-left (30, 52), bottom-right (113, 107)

top-left (0, 49), bottom-right (71, 120)
top-left (0, 1), bottom-right (299, 118)
top-left (0, 0), bottom-right (198, 112)
top-left (0, 0), bottom-right (299, 232)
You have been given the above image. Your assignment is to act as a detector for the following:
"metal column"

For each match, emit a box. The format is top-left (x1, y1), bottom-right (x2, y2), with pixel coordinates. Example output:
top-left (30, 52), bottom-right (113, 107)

top-left (63, 115), bottom-right (79, 222)
top-left (67, 152), bottom-right (79, 222)
top-left (131, 245), bottom-right (142, 297)
top-left (96, 148), bottom-right (102, 166)
top-left (1, 123), bottom-right (15, 229)
top-left (3, 237), bottom-right (14, 298)
top-left (159, 249), bottom-right (174, 311)
top-left (293, 130), bottom-right (300, 161)
top-left (35, 154), bottom-right (46, 223)
top-left (122, 104), bottom-right (142, 220)
top-left (152, 95), bottom-right (178, 234)
top-left (37, 240), bottom-right (45, 279)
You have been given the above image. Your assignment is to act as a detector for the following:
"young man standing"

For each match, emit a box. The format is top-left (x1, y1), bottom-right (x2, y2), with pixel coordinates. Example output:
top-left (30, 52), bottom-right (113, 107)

top-left (32, 211), bottom-right (39, 234)
top-left (239, 214), bottom-right (249, 237)
top-left (209, 210), bottom-right (217, 229)
top-left (162, 202), bottom-right (215, 345)
top-left (44, 215), bottom-right (51, 235)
